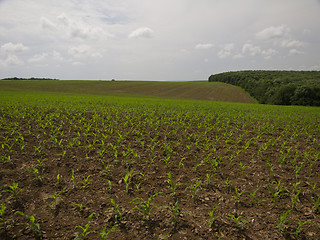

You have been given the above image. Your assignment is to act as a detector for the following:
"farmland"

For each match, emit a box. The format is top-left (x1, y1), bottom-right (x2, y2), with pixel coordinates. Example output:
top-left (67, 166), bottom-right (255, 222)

top-left (0, 81), bottom-right (320, 239)
top-left (0, 80), bottom-right (256, 103)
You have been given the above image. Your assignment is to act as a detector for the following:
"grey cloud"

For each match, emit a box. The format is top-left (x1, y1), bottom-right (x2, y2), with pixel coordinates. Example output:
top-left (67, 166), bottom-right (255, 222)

top-left (68, 45), bottom-right (102, 59)
top-left (41, 17), bottom-right (57, 31)
top-left (1, 54), bottom-right (24, 66)
top-left (195, 43), bottom-right (214, 50)
top-left (1, 42), bottom-right (29, 54)
top-left (29, 53), bottom-right (49, 63)
top-left (261, 49), bottom-right (278, 60)
top-left (242, 43), bottom-right (261, 56)
top-left (1, 0), bottom-right (320, 80)
top-left (256, 25), bottom-right (289, 40)
top-left (129, 27), bottom-right (154, 38)
top-left (289, 49), bottom-right (304, 56)
top-left (280, 40), bottom-right (305, 48)
top-left (217, 44), bottom-right (234, 59)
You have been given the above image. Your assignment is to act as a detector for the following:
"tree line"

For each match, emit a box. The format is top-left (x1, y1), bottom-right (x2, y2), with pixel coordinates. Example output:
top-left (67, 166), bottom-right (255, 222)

top-left (208, 70), bottom-right (320, 106)
top-left (1, 77), bottom-right (59, 81)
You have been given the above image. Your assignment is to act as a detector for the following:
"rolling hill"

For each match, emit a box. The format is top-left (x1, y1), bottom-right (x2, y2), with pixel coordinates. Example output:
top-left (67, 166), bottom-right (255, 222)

top-left (0, 80), bottom-right (257, 104)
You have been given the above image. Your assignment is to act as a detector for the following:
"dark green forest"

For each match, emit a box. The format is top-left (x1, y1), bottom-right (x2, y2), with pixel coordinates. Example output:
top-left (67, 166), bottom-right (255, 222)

top-left (208, 70), bottom-right (320, 106)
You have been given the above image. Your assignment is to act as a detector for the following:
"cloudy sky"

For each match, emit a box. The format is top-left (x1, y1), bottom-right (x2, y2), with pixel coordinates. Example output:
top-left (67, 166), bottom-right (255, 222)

top-left (1, 0), bottom-right (320, 80)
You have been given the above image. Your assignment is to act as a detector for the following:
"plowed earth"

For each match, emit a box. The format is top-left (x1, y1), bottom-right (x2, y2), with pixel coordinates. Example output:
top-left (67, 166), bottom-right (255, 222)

top-left (0, 95), bottom-right (320, 240)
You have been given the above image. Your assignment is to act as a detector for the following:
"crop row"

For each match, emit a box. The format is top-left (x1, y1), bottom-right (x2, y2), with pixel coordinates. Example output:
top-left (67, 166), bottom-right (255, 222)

top-left (0, 93), bottom-right (320, 239)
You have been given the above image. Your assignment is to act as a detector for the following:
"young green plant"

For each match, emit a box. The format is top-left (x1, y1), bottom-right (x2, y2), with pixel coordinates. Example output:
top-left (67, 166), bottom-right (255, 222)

top-left (74, 213), bottom-right (95, 239)
top-left (130, 192), bottom-right (162, 220)
top-left (16, 211), bottom-right (42, 238)
top-left (185, 179), bottom-right (202, 199)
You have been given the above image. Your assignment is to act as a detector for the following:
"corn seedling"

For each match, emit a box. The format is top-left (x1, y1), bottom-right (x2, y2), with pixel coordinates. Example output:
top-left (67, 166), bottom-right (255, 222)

top-left (223, 178), bottom-right (230, 188)
top-left (277, 209), bottom-right (291, 235)
top-left (108, 198), bottom-right (122, 223)
top-left (157, 233), bottom-right (170, 240)
top-left (106, 179), bottom-right (112, 191)
top-left (74, 203), bottom-right (86, 215)
top-left (166, 200), bottom-right (188, 227)
top-left (74, 213), bottom-right (95, 239)
top-left (206, 173), bottom-right (213, 185)
top-left (97, 224), bottom-right (118, 240)
top-left (160, 155), bottom-right (172, 168)
top-left (208, 203), bottom-right (220, 228)
top-left (0, 155), bottom-right (12, 165)
top-left (307, 182), bottom-right (318, 196)
top-left (56, 173), bottom-right (61, 187)
top-left (36, 158), bottom-right (47, 169)
top-left (178, 158), bottom-right (185, 169)
top-left (246, 186), bottom-right (261, 206)
top-left (101, 164), bottom-right (112, 178)
top-left (0, 202), bottom-right (13, 231)
top-left (266, 158), bottom-right (274, 176)
top-left (122, 167), bottom-right (140, 193)
top-left (1, 182), bottom-right (24, 200)
top-left (310, 196), bottom-right (320, 213)
top-left (290, 182), bottom-right (301, 210)
top-left (130, 192), bottom-right (162, 220)
top-left (294, 220), bottom-right (313, 238)
top-left (49, 190), bottom-right (65, 209)
top-left (239, 161), bottom-right (248, 174)
top-left (80, 175), bottom-right (92, 189)
top-left (71, 170), bottom-right (76, 188)
top-left (167, 172), bottom-right (180, 197)
top-left (227, 213), bottom-right (249, 228)
top-left (16, 211), bottom-right (42, 238)
top-left (295, 164), bottom-right (304, 180)
top-left (232, 186), bottom-right (247, 202)
top-left (290, 190), bottom-right (301, 210)
top-left (27, 166), bottom-right (42, 183)
top-left (185, 179), bottom-right (202, 199)
top-left (267, 180), bottom-right (288, 207)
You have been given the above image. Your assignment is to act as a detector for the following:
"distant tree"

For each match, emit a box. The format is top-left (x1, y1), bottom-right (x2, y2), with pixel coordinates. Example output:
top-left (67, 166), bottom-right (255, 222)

top-left (208, 70), bottom-right (320, 106)
top-left (270, 85), bottom-right (296, 105)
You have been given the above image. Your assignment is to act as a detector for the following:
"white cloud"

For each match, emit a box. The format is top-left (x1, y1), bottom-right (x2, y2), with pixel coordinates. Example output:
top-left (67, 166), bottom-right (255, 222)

top-left (53, 51), bottom-right (64, 61)
top-left (1, 42), bottom-right (29, 54)
top-left (280, 39), bottom-right (305, 48)
top-left (241, 43), bottom-right (278, 60)
top-left (57, 13), bottom-right (70, 26)
top-left (232, 54), bottom-right (244, 59)
top-left (256, 25), bottom-right (289, 40)
top-left (72, 61), bottom-right (84, 66)
top-left (242, 43), bottom-right (261, 56)
top-left (1, 54), bottom-right (24, 66)
top-left (41, 17), bottom-right (57, 31)
top-left (255, 25), bottom-right (306, 54)
top-left (195, 43), bottom-right (214, 50)
top-left (55, 13), bottom-right (111, 40)
top-left (27, 51), bottom-right (65, 64)
top-left (289, 49), bottom-right (304, 55)
top-left (261, 48), bottom-right (278, 60)
top-left (217, 43), bottom-right (234, 59)
top-left (29, 53), bottom-right (49, 63)
top-left (129, 27), bottom-right (154, 38)
top-left (68, 45), bottom-right (102, 59)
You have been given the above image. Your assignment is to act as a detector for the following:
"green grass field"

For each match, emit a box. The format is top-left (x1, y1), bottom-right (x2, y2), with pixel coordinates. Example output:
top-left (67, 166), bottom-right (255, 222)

top-left (0, 80), bottom-right (257, 103)
top-left (0, 81), bottom-right (319, 239)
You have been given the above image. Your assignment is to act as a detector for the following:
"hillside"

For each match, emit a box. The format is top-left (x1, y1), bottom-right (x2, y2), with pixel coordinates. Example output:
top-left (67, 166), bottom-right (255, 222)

top-left (0, 80), bottom-right (257, 103)
top-left (208, 70), bottom-right (320, 106)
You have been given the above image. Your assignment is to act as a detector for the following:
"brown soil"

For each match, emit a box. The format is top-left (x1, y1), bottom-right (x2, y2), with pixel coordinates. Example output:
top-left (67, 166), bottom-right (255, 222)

top-left (0, 101), bottom-right (319, 240)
